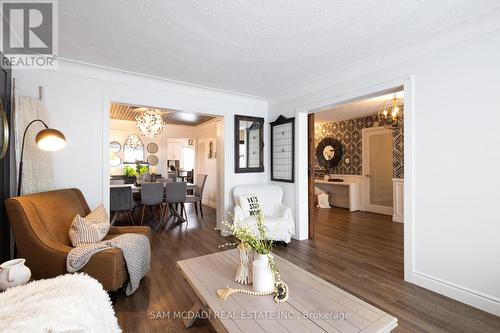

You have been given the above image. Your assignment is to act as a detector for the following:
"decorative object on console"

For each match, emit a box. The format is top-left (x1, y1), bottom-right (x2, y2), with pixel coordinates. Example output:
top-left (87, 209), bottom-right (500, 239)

top-left (136, 109), bottom-right (165, 138)
top-left (0, 258), bottom-right (31, 291)
top-left (378, 94), bottom-right (404, 130)
top-left (17, 119), bottom-right (66, 196)
top-left (316, 137), bottom-right (342, 174)
top-left (270, 115), bottom-right (295, 183)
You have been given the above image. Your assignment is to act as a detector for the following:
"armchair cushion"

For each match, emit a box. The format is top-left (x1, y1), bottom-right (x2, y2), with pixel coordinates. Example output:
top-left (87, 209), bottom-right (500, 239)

top-left (238, 193), bottom-right (262, 218)
top-left (69, 204), bottom-right (110, 247)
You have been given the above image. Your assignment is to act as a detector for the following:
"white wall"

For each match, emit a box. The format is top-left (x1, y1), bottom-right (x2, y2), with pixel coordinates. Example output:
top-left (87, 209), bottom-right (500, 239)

top-left (13, 60), bottom-right (267, 228)
top-left (268, 29), bottom-right (500, 315)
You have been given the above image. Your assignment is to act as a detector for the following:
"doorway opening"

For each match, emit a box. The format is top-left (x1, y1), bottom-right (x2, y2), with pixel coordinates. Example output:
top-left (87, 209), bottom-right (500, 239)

top-left (106, 102), bottom-right (224, 229)
top-left (307, 87), bottom-right (406, 279)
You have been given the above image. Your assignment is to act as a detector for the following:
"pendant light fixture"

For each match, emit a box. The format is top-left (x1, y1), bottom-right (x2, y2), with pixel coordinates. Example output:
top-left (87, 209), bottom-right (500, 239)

top-left (377, 94), bottom-right (404, 130)
top-left (136, 109), bottom-right (165, 138)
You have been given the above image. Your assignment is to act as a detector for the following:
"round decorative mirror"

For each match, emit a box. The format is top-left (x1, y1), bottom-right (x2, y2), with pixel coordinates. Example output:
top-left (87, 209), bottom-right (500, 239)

top-left (124, 134), bottom-right (144, 162)
top-left (110, 141), bottom-right (121, 153)
top-left (0, 100), bottom-right (9, 160)
top-left (147, 142), bottom-right (158, 154)
top-left (110, 154), bottom-right (121, 167)
top-left (147, 155), bottom-right (159, 166)
top-left (316, 137), bottom-right (342, 169)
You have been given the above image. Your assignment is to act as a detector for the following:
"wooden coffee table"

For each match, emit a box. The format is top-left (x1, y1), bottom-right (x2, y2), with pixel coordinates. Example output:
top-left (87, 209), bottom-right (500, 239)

top-left (177, 249), bottom-right (397, 332)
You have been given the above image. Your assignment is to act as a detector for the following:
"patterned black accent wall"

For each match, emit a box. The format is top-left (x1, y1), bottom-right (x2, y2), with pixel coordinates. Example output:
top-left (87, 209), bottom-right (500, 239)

top-left (314, 114), bottom-right (404, 178)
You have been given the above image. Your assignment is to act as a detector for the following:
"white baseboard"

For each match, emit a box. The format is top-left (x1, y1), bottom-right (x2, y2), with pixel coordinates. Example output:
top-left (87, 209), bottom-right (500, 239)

top-left (410, 271), bottom-right (500, 316)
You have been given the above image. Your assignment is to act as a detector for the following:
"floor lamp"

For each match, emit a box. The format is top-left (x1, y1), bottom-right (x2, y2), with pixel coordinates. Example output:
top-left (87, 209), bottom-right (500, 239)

top-left (17, 119), bottom-right (66, 196)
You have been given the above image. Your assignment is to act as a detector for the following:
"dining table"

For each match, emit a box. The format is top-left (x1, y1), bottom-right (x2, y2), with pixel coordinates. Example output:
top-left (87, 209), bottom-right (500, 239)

top-left (110, 182), bottom-right (195, 222)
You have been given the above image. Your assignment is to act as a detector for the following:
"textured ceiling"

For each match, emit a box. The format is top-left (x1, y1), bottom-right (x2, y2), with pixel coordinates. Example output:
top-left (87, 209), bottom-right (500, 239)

top-left (60, 0), bottom-right (500, 98)
top-left (315, 91), bottom-right (404, 124)
top-left (110, 103), bottom-right (214, 126)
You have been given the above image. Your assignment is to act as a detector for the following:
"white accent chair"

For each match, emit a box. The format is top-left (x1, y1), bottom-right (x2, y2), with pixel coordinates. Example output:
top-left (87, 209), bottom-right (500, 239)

top-left (233, 184), bottom-right (295, 243)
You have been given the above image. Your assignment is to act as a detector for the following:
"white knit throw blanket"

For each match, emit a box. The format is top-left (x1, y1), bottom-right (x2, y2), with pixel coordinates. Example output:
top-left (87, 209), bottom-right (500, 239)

top-left (0, 273), bottom-right (121, 333)
top-left (66, 233), bottom-right (151, 295)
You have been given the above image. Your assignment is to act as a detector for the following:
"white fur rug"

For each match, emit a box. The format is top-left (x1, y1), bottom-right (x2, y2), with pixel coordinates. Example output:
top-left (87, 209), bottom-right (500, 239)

top-left (0, 273), bottom-right (121, 333)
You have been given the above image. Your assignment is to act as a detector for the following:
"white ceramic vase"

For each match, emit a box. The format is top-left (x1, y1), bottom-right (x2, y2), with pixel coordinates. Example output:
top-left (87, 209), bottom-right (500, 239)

top-left (0, 258), bottom-right (31, 291)
top-left (252, 253), bottom-right (274, 293)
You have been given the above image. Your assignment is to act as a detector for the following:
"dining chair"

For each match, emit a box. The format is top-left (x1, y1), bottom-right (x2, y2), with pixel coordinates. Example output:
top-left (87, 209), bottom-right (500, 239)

top-left (164, 181), bottom-right (188, 227)
top-left (110, 186), bottom-right (135, 225)
top-left (185, 174), bottom-right (207, 217)
top-left (140, 182), bottom-right (164, 226)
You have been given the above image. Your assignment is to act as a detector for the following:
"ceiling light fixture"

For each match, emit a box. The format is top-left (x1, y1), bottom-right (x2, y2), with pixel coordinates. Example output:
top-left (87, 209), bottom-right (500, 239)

top-left (377, 94), bottom-right (404, 130)
top-left (136, 109), bottom-right (165, 138)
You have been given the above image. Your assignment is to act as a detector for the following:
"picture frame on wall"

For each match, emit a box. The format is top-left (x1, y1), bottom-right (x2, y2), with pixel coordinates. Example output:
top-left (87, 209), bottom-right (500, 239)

top-left (270, 115), bottom-right (295, 183)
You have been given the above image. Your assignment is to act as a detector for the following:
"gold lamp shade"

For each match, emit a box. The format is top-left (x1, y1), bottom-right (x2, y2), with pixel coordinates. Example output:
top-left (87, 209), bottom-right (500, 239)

top-left (35, 128), bottom-right (66, 151)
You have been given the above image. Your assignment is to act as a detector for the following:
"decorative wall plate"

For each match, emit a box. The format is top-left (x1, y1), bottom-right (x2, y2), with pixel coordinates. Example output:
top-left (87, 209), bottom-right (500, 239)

top-left (110, 141), bottom-right (121, 153)
top-left (316, 137), bottom-right (342, 169)
top-left (147, 142), bottom-right (158, 154)
top-left (110, 154), bottom-right (121, 167)
top-left (147, 155), bottom-right (159, 166)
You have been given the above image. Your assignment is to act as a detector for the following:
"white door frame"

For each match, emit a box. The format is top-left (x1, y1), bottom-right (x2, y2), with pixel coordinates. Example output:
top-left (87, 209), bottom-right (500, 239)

top-left (295, 76), bottom-right (414, 282)
top-left (101, 97), bottom-right (226, 225)
top-left (362, 126), bottom-right (394, 215)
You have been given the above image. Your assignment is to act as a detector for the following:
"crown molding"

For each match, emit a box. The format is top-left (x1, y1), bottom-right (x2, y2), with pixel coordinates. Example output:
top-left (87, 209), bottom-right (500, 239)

top-left (269, 5), bottom-right (500, 106)
top-left (47, 58), bottom-right (267, 104)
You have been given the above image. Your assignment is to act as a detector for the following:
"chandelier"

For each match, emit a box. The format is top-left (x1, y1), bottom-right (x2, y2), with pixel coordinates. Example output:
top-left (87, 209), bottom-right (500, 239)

top-left (136, 109), bottom-right (165, 138)
top-left (377, 94), bottom-right (404, 130)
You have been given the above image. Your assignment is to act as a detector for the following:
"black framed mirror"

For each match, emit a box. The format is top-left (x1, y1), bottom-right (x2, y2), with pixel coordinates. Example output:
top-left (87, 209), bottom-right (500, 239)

top-left (234, 115), bottom-right (264, 173)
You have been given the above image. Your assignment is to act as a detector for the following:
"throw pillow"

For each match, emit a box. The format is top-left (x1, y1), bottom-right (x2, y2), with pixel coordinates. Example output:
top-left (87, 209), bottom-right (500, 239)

top-left (238, 193), bottom-right (262, 218)
top-left (69, 204), bottom-right (110, 247)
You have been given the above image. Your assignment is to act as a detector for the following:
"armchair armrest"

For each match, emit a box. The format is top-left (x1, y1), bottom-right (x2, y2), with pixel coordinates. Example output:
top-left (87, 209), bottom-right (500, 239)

top-left (273, 202), bottom-right (295, 235)
top-left (233, 205), bottom-right (246, 224)
top-left (108, 226), bottom-right (151, 241)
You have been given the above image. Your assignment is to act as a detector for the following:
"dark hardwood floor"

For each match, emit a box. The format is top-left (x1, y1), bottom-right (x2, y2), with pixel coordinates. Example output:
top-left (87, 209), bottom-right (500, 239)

top-left (114, 205), bottom-right (500, 333)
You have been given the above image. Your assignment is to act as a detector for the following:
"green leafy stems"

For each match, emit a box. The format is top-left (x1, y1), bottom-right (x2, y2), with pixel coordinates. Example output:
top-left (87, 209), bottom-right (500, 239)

top-left (217, 210), bottom-right (281, 283)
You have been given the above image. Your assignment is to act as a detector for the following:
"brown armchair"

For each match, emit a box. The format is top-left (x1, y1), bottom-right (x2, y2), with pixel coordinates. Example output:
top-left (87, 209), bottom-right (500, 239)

top-left (5, 188), bottom-right (151, 291)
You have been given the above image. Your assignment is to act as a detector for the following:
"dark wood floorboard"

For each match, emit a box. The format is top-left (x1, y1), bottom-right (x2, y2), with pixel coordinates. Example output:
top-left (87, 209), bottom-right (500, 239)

top-left (114, 205), bottom-right (500, 333)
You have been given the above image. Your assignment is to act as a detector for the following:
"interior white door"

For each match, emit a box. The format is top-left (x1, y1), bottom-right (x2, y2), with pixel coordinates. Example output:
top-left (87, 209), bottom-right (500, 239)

top-left (362, 127), bottom-right (393, 215)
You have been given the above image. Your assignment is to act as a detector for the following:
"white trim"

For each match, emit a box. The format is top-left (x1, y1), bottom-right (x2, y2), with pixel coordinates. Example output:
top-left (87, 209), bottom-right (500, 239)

top-left (295, 76), bottom-right (414, 283)
top-left (412, 271), bottom-right (500, 316)
top-left (392, 178), bottom-right (404, 223)
top-left (101, 96), bottom-right (226, 221)
top-left (361, 126), bottom-right (393, 215)
top-left (58, 58), bottom-right (267, 101)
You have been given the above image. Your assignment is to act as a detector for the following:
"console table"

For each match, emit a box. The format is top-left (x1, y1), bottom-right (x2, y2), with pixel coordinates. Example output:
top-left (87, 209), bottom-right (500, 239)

top-left (314, 179), bottom-right (360, 211)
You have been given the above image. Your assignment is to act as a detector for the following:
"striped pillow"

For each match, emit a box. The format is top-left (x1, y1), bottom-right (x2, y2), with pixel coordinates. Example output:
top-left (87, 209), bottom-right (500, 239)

top-left (69, 204), bottom-right (110, 247)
